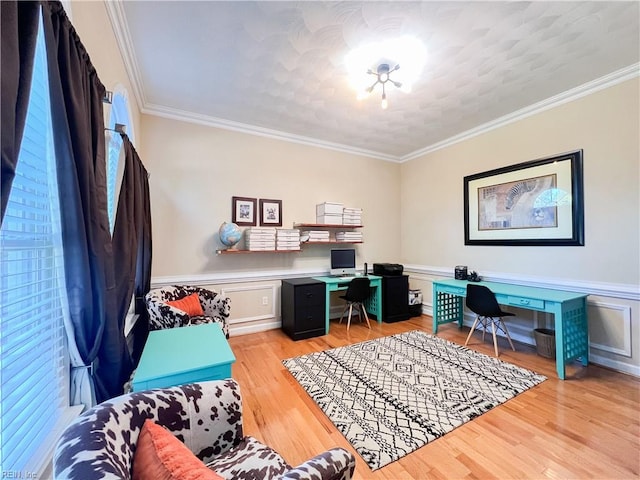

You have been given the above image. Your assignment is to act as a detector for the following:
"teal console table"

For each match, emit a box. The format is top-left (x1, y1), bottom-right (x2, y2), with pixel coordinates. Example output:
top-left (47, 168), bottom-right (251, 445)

top-left (432, 278), bottom-right (588, 379)
top-left (132, 323), bottom-right (235, 391)
top-left (313, 275), bottom-right (383, 333)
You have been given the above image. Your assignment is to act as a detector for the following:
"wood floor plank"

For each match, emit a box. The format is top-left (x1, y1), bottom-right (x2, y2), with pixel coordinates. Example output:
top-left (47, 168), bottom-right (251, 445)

top-left (227, 316), bottom-right (640, 479)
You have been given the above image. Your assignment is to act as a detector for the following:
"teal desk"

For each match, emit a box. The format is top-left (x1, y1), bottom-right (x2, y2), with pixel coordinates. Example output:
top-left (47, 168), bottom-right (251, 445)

top-left (313, 275), bottom-right (383, 333)
top-left (432, 279), bottom-right (588, 380)
top-left (132, 323), bottom-right (235, 391)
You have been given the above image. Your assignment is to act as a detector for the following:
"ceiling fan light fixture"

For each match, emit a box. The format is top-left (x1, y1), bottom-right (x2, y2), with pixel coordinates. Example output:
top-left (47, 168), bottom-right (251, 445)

top-left (345, 36), bottom-right (426, 108)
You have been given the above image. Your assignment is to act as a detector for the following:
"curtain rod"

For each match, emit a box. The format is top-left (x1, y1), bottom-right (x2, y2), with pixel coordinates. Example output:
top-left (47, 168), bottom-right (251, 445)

top-left (105, 123), bottom-right (126, 134)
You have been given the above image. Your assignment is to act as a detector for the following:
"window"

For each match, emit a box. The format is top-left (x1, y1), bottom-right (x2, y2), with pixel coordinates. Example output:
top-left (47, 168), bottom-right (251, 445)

top-left (0, 15), bottom-right (76, 474)
top-left (105, 89), bottom-right (133, 234)
top-left (105, 90), bottom-right (138, 326)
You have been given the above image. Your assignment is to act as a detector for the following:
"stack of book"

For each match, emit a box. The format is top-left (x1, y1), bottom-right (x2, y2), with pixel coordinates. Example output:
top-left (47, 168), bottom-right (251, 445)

top-left (316, 202), bottom-right (344, 224)
top-left (342, 207), bottom-right (362, 225)
top-left (276, 229), bottom-right (301, 250)
top-left (301, 230), bottom-right (330, 243)
top-left (335, 231), bottom-right (363, 243)
top-left (245, 227), bottom-right (276, 251)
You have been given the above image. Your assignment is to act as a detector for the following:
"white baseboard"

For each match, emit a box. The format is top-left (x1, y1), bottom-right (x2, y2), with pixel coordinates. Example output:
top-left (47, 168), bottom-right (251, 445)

top-left (588, 353), bottom-right (640, 377)
top-left (229, 319), bottom-right (281, 337)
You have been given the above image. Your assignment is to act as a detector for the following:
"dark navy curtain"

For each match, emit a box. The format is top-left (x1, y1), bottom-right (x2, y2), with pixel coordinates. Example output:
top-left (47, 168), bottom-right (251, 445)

top-left (0, 1), bottom-right (40, 223)
top-left (3, 0), bottom-right (151, 404)
top-left (102, 134), bottom-right (152, 394)
top-left (41, 1), bottom-right (117, 403)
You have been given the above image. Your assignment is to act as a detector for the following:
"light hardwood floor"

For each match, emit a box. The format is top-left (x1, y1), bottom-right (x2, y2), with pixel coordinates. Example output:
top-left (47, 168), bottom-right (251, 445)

top-left (228, 316), bottom-right (640, 479)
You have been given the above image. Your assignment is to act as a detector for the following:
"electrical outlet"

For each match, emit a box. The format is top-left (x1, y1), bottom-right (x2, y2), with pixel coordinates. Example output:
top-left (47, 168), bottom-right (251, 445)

top-left (262, 296), bottom-right (268, 306)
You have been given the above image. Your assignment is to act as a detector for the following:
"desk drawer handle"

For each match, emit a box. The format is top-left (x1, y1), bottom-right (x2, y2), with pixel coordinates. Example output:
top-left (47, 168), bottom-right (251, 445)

top-left (519, 299), bottom-right (530, 305)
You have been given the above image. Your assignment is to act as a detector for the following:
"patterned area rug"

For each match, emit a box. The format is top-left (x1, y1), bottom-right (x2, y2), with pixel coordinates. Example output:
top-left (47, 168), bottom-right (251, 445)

top-left (282, 330), bottom-right (546, 470)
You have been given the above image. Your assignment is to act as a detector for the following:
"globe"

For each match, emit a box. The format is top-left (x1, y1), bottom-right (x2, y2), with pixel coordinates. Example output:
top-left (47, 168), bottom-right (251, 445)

top-left (219, 222), bottom-right (242, 249)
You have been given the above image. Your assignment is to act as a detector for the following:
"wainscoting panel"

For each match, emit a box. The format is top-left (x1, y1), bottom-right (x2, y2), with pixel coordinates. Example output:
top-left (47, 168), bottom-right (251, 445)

top-left (588, 301), bottom-right (632, 357)
top-left (152, 267), bottom-right (639, 376)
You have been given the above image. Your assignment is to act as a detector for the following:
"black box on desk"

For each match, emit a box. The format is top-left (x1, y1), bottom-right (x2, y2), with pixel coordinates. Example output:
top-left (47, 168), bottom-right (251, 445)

top-left (373, 263), bottom-right (403, 276)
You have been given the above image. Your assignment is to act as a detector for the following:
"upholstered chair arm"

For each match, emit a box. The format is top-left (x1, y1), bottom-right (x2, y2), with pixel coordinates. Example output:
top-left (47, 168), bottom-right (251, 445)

top-left (198, 288), bottom-right (231, 319)
top-left (279, 448), bottom-right (356, 480)
top-left (53, 380), bottom-right (244, 480)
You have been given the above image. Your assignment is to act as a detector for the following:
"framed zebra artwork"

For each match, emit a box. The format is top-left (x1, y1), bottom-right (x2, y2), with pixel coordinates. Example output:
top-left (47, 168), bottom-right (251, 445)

top-left (464, 150), bottom-right (584, 246)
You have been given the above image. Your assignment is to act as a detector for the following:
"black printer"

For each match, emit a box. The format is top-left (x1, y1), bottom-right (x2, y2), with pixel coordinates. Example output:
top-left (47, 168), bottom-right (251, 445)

top-left (373, 263), bottom-right (403, 276)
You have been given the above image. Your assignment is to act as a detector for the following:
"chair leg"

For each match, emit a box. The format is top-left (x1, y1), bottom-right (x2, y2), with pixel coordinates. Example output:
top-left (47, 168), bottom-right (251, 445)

top-left (500, 318), bottom-right (516, 351)
top-left (491, 319), bottom-right (499, 356)
top-left (481, 317), bottom-right (488, 342)
top-left (339, 303), bottom-right (349, 324)
top-left (464, 316), bottom-right (481, 346)
top-left (346, 304), bottom-right (353, 331)
top-left (361, 303), bottom-right (371, 329)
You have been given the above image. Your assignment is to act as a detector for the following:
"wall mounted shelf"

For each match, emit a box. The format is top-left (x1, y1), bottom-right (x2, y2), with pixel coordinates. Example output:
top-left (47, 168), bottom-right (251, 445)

top-left (216, 249), bottom-right (300, 255)
top-left (294, 222), bottom-right (363, 245)
top-left (293, 223), bottom-right (362, 228)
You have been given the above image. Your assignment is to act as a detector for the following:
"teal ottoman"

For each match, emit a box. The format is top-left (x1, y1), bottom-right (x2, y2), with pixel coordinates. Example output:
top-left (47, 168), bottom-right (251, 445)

top-left (132, 322), bottom-right (235, 391)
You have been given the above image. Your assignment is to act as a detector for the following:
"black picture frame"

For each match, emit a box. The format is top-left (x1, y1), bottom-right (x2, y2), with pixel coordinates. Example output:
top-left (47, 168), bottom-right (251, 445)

top-left (464, 150), bottom-right (584, 246)
top-left (232, 196), bottom-right (257, 226)
top-left (259, 198), bottom-right (282, 227)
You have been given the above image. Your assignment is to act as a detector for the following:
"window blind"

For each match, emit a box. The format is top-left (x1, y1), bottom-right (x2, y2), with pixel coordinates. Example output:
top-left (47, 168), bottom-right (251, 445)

top-left (0, 15), bottom-right (69, 473)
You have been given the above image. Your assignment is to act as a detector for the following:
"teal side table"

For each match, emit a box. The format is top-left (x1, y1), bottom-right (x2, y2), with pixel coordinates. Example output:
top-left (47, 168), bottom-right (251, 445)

top-left (132, 323), bottom-right (235, 391)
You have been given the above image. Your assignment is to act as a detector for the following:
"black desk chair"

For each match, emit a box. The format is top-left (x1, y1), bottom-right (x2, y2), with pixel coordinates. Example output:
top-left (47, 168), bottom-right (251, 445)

top-left (339, 277), bottom-right (371, 331)
top-left (464, 283), bottom-right (516, 356)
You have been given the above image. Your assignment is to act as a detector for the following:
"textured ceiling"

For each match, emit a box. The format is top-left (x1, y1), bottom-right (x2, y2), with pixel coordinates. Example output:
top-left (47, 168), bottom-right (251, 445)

top-left (109, 1), bottom-right (639, 161)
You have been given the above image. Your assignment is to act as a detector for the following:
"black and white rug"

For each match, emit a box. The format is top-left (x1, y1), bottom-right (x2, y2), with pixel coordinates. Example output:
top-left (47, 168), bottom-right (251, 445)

top-left (282, 330), bottom-right (546, 470)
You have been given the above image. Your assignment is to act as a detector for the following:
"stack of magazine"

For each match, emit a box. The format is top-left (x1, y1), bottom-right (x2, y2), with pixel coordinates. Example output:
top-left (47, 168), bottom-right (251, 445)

top-left (245, 227), bottom-right (276, 251)
top-left (335, 231), bottom-right (362, 242)
top-left (342, 207), bottom-right (362, 225)
top-left (276, 229), bottom-right (301, 250)
top-left (300, 230), bottom-right (330, 243)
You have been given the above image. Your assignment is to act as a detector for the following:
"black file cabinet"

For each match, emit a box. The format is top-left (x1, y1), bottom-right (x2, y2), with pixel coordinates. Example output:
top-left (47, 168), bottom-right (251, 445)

top-left (281, 278), bottom-right (326, 340)
top-left (382, 275), bottom-right (410, 323)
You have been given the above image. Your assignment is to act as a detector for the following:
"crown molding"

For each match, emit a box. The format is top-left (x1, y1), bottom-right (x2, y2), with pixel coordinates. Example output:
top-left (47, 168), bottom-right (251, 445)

top-left (104, 3), bottom-right (638, 163)
top-left (400, 63), bottom-right (640, 162)
top-left (103, 0), bottom-right (147, 115)
top-left (141, 103), bottom-right (401, 163)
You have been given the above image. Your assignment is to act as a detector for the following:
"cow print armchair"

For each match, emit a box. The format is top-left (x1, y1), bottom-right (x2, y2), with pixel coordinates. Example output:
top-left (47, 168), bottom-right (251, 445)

top-left (145, 285), bottom-right (230, 338)
top-left (54, 379), bottom-right (356, 480)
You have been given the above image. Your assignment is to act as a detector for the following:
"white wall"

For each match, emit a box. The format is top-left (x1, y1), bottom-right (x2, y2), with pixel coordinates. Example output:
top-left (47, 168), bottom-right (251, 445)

top-left (141, 114), bottom-right (401, 278)
top-left (400, 78), bottom-right (640, 375)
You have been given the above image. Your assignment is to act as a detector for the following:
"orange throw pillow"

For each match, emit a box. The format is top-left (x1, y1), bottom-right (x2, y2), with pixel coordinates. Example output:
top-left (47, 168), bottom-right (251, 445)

top-left (132, 420), bottom-right (223, 480)
top-left (165, 293), bottom-right (204, 316)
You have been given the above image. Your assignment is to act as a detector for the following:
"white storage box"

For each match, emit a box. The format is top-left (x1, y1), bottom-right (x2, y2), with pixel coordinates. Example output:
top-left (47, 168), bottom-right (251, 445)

top-left (316, 202), bottom-right (344, 215)
top-left (316, 214), bottom-right (343, 225)
top-left (409, 289), bottom-right (423, 305)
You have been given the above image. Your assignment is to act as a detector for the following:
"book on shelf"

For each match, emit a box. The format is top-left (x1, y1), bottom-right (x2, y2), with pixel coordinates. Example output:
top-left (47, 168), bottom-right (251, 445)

top-left (277, 240), bottom-right (301, 247)
top-left (246, 227), bottom-right (277, 233)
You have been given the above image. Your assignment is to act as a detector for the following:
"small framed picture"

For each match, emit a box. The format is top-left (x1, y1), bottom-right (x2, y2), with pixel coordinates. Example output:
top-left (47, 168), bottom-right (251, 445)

top-left (259, 199), bottom-right (282, 226)
top-left (232, 196), bottom-right (257, 226)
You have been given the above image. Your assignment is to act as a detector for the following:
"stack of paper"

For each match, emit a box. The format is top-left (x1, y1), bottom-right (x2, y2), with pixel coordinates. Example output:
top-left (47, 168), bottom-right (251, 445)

top-left (342, 207), bottom-right (362, 225)
top-left (335, 231), bottom-right (363, 242)
top-left (245, 227), bottom-right (276, 251)
top-left (276, 229), bottom-right (301, 250)
top-left (301, 230), bottom-right (330, 243)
